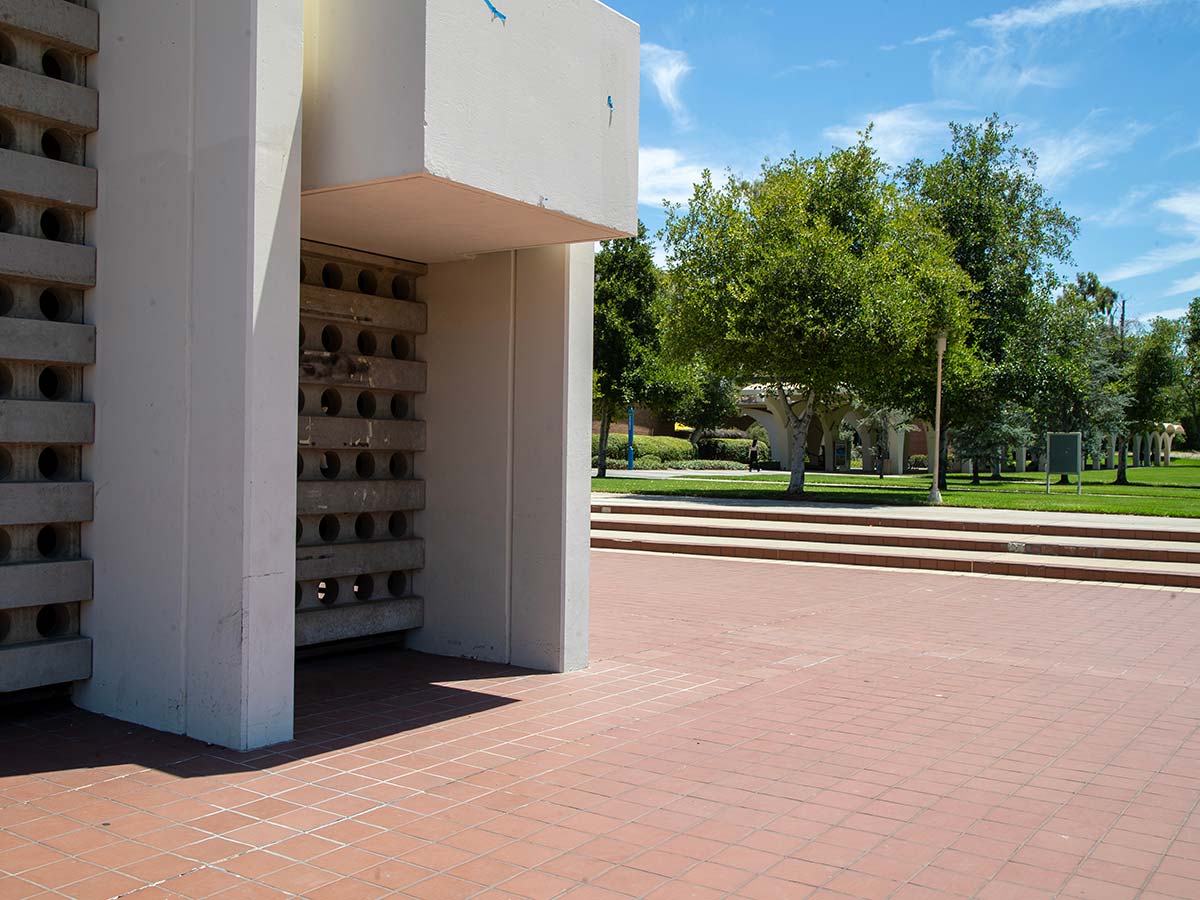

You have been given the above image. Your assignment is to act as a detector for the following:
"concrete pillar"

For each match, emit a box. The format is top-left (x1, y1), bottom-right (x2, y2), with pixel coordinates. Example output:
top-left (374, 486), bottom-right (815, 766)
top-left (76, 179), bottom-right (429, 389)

top-left (1164, 432), bottom-right (1173, 465)
top-left (415, 245), bottom-right (591, 673)
top-left (746, 409), bottom-right (788, 470)
top-left (1015, 446), bottom-right (1026, 473)
top-left (821, 416), bottom-right (838, 472)
top-left (78, 0), bottom-right (302, 749)
top-left (1131, 433), bottom-right (1142, 467)
top-left (1091, 434), bottom-right (1102, 470)
top-left (1106, 434), bottom-right (1115, 469)
top-left (887, 426), bottom-right (905, 475)
top-left (859, 427), bottom-right (876, 473)
top-left (1151, 432), bottom-right (1161, 466)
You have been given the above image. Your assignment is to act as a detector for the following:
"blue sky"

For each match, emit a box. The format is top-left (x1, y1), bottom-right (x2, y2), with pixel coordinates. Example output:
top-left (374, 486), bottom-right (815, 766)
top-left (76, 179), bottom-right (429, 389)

top-left (605, 0), bottom-right (1200, 322)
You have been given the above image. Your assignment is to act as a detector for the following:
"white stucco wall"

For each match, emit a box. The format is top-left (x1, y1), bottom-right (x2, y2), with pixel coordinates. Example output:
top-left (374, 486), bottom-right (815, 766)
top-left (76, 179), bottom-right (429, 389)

top-left (414, 245), bottom-right (592, 671)
top-left (78, 0), bottom-right (301, 750)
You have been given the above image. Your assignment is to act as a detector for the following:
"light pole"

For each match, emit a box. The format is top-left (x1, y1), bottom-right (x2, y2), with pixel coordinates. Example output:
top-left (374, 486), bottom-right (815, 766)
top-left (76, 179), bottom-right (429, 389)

top-left (928, 331), bottom-right (947, 505)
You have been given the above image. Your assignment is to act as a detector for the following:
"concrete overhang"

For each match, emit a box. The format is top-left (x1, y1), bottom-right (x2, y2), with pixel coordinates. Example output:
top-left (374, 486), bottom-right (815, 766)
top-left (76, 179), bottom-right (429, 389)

top-left (300, 0), bottom-right (639, 263)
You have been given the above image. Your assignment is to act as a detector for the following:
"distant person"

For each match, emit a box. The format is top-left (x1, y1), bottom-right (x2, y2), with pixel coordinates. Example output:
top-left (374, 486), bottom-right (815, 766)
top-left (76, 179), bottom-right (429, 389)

top-left (748, 437), bottom-right (760, 472)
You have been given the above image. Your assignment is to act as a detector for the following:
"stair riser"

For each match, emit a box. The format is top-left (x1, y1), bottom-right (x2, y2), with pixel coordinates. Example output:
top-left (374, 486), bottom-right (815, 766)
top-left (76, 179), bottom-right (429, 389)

top-left (591, 537), bottom-right (1200, 589)
top-left (591, 521), bottom-right (1200, 565)
top-left (591, 504), bottom-right (1200, 544)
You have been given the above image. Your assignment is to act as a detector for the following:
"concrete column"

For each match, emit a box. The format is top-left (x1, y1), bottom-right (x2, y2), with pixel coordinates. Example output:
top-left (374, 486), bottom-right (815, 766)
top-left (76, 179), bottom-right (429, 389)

top-left (416, 246), bottom-right (590, 672)
top-left (1091, 434), bottom-right (1102, 470)
top-left (1151, 432), bottom-right (1160, 466)
top-left (79, 0), bottom-right (302, 749)
top-left (1106, 434), bottom-right (1115, 469)
top-left (1164, 433), bottom-right (1173, 465)
top-left (859, 427), bottom-right (876, 473)
top-left (887, 426), bottom-right (905, 475)
top-left (509, 244), bottom-right (592, 671)
top-left (1131, 433), bottom-right (1142, 467)
top-left (746, 409), bottom-right (788, 470)
top-left (821, 416), bottom-right (838, 472)
top-left (1015, 446), bottom-right (1026, 473)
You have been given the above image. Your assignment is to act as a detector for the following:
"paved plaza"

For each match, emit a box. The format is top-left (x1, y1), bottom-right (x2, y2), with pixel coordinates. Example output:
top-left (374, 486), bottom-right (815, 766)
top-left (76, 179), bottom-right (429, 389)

top-left (4, 552), bottom-right (1200, 900)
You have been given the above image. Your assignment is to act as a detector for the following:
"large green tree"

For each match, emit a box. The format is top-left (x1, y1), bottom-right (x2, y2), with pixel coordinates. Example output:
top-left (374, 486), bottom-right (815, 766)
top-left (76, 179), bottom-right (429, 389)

top-left (593, 221), bottom-right (659, 477)
top-left (1175, 297), bottom-right (1200, 449)
top-left (661, 139), bottom-right (971, 494)
top-left (896, 115), bottom-right (1078, 488)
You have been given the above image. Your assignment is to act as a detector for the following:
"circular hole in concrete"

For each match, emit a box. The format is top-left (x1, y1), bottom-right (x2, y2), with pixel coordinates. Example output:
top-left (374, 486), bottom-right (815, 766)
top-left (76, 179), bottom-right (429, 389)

top-left (388, 512), bottom-right (408, 539)
top-left (356, 391), bottom-right (376, 419)
top-left (356, 330), bottom-right (377, 356)
top-left (391, 276), bottom-right (411, 300)
top-left (0, 528), bottom-right (10, 562)
top-left (0, 363), bottom-right (12, 397)
top-left (319, 451), bottom-right (340, 479)
top-left (390, 394), bottom-right (409, 419)
top-left (353, 574), bottom-right (374, 600)
top-left (40, 208), bottom-right (73, 242)
top-left (37, 447), bottom-right (60, 479)
top-left (355, 452), bottom-right (375, 478)
top-left (357, 269), bottom-right (377, 295)
top-left (320, 388), bottom-right (341, 416)
top-left (36, 604), bottom-right (70, 638)
top-left (321, 263), bottom-right (343, 290)
top-left (0, 447), bottom-right (12, 479)
top-left (0, 198), bottom-right (14, 233)
top-left (389, 453), bottom-right (408, 479)
top-left (354, 513), bottom-right (374, 541)
top-left (41, 128), bottom-right (73, 162)
top-left (390, 334), bottom-right (410, 359)
top-left (387, 571), bottom-right (407, 597)
top-left (0, 609), bottom-right (10, 642)
top-left (316, 579), bottom-right (339, 605)
top-left (38, 366), bottom-right (67, 400)
top-left (0, 33), bottom-right (14, 67)
top-left (42, 49), bottom-right (73, 82)
top-left (318, 514), bottom-right (339, 542)
top-left (297, 388), bottom-right (305, 413)
top-left (0, 115), bottom-right (14, 151)
top-left (40, 288), bottom-right (69, 321)
top-left (0, 282), bottom-right (12, 316)
top-left (320, 324), bottom-right (342, 352)
top-left (36, 524), bottom-right (61, 558)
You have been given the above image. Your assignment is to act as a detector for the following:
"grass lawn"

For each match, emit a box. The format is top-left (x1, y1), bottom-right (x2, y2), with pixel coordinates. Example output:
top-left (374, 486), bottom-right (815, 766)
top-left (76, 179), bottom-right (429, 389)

top-left (592, 457), bottom-right (1200, 518)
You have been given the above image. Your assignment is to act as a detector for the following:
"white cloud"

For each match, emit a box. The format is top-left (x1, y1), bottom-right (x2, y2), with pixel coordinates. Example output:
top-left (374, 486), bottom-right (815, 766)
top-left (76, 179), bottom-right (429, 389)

top-left (824, 101), bottom-right (965, 165)
top-left (641, 43), bottom-right (694, 130)
top-left (932, 41), bottom-right (1073, 99)
top-left (909, 27), bottom-right (957, 45)
top-left (1167, 132), bottom-right (1200, 158)
top-left (1167, 272), bottom-right (1200, 295)
top-left (972, 0), bottom-right (1165, 31)
top-left (1085, 186), bottom-right (1154, 226)
top-left (773, 59), bottom-right (842, 78)
top-left (1140, 306), bottom-right (1188, 320)
top-left (1030, 117), bottom-right (1149, 185)
top-left (639, 147), bottom-right (708, 207)
top-left (1103, 187), bottom-right (1200, 283)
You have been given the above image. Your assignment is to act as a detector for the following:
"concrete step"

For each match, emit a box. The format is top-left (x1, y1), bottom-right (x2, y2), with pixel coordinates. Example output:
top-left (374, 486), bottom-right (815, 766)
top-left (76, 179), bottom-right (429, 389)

top-left (590, 528), bottom-right (1200, 589)
top-left (591, 499), bottom-right (1200, 543)
top-left (591, 513), bottom-right (1200, 565)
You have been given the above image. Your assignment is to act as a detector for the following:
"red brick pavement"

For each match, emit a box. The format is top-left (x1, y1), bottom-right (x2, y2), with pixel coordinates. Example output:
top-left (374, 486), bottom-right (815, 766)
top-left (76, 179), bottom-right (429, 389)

top-left (3, 551), bottom-right (1200, 899)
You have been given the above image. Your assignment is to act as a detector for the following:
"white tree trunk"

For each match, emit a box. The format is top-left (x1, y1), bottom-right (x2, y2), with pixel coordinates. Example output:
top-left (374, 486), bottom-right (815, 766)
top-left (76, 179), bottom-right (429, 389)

top-left (776, 383), bottom-right (814, 495)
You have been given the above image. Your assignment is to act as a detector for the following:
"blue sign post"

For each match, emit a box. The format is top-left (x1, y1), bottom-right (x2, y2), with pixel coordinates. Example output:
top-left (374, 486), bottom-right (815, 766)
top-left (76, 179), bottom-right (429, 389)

top-left (627, 406), bottom-right (635, 470)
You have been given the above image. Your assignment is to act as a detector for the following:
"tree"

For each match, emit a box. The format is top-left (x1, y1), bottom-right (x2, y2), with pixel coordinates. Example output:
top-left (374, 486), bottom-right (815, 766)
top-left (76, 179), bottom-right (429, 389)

top-left (661, 139), bottom-right (972, 495)
top-left (593, 221), bottom-right (659, 477)
top-left (1128, 316), bottom-right (1183, 436)
top-left (1174, 298), bottom-right (1200, 449)
top-left (896, 115), bottom-right (1079, 489)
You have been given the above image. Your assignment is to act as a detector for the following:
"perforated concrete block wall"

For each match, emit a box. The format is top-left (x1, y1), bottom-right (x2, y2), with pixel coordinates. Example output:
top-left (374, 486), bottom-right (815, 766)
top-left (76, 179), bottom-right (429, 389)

top-left (296, 241), bottom-right (426, 646)
top-left (0, 0), bottom-right (97, 692)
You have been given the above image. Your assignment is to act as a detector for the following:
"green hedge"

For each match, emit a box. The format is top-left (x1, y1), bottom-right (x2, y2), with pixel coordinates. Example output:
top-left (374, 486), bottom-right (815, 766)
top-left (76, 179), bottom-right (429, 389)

top-left (591, 434), bottom-right (696, 462)
top-left (696, 437), bottom-right (771, 462)
top-left (665, 459), bottom-right (750, 470)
